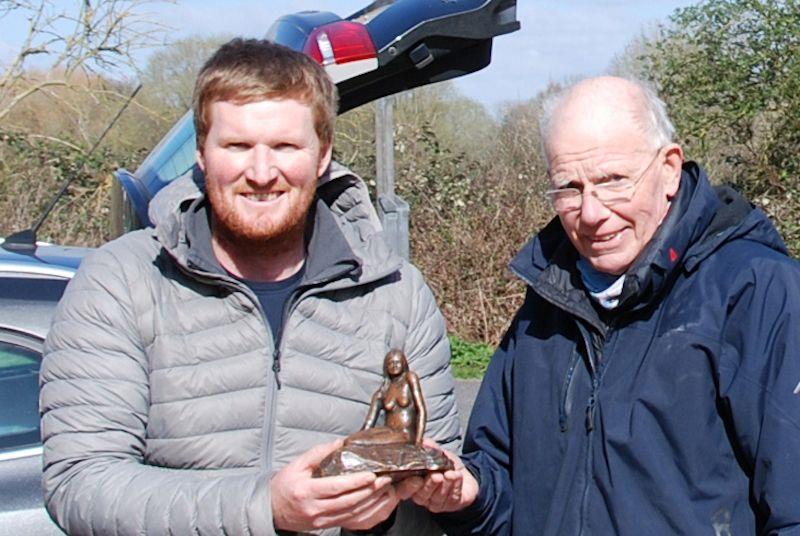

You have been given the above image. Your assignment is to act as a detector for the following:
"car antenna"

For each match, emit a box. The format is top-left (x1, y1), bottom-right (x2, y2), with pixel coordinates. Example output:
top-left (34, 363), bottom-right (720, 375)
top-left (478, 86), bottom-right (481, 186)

top-left (2, 84), bottom-right (143, 253)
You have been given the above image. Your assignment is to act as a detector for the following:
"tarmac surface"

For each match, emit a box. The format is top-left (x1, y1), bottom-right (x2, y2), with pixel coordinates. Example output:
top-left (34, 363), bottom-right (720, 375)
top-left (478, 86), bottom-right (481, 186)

top-left (453, 379), bottom-right (482, 434)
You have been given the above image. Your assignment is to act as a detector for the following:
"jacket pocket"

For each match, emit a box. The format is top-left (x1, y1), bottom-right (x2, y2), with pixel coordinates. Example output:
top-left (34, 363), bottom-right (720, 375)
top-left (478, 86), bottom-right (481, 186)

top-left (559, 349), bottom-right (582, 432)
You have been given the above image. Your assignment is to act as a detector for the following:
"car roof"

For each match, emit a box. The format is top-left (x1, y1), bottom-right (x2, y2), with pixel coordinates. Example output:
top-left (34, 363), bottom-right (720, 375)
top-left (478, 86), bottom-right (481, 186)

top-left (0, 241), bottom-right (89, 339)
top-left (0, 240), bottom-right (89, 279)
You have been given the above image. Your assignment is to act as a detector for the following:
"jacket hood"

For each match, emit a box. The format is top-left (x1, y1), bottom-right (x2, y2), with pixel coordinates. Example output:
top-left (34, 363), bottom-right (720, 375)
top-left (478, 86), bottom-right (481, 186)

top-left (147, 161), bottom-right (401, 284)
top-left (511, 162), bottom-right (786, 319)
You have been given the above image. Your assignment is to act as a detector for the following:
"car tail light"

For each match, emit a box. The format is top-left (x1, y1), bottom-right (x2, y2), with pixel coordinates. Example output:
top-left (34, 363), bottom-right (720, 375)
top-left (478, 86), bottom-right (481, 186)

top-left (304, 21), bottom-right (377, 66)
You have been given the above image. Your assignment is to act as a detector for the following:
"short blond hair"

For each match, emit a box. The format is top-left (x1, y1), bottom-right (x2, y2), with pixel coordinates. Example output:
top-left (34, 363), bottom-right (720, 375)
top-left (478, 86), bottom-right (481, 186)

top-left (193, 38), bottom-right (338, 151)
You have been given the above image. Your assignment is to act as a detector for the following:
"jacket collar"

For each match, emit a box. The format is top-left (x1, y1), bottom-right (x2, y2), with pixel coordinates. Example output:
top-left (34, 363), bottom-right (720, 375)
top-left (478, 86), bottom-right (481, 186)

top-left (684, 183), bottom-right (788, 270)
top-left (183, 196), bottom-right (222, 275)
top-left (304, 198), bottom-right (362, 284)
top-left (175, 196), bottom-right (361, 286)
top-left (511, 218), bottom-right (604, 328)
top-left (615, 161), bottom-right (717, 311)
top-left (510, 162), bottom-right (728, 323)
top-left (149, 162), bottom-right (400, 287)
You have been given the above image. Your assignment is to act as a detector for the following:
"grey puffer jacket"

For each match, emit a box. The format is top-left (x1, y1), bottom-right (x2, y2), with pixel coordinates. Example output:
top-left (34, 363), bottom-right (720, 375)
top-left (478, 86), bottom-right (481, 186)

top-left (40, 163), bottom-right (461, 536)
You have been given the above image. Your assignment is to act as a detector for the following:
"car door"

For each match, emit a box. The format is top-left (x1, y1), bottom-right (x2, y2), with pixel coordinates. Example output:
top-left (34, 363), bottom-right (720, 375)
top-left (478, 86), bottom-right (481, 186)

top-left (0, 267), bottom-right (75, 535)
top-left (0, 329), bottom-right (63, 535)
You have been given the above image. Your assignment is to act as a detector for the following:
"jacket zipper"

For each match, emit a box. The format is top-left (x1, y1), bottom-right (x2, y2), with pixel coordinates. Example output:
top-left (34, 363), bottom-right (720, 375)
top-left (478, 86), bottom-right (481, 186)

top-left (271, 296), bottom-right (292, 390)
top-left (268, 263), bottom-right (360, 388)
top-left (271, 348), bottom-right (281, 388)
top-left (576, 320), bottom-right (601, 536)
top-left (559, 350), bottom-right (582, 432)
top-left (175, 263), bottom-right (280, 473)
top-left (270, 283), bottom-right (307, 389)
top-left (261, 263), bottom-right (368, 472)
top-left (232, 287), bottom-right (280, 472)
top-left (260, 283), bottom-right (307, 472)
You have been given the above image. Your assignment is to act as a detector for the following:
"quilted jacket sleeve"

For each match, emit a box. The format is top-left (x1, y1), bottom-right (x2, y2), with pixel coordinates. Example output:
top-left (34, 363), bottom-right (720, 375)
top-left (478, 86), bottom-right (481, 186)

top-left (40, 244), bottom-right (276, 536)
top-left (400, 263), bottom-right (461, 454)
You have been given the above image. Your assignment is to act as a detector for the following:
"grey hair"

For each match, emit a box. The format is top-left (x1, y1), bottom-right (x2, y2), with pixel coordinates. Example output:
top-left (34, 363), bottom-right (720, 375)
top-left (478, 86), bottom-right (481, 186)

top-left (539, 77), bottom-right (676, 159)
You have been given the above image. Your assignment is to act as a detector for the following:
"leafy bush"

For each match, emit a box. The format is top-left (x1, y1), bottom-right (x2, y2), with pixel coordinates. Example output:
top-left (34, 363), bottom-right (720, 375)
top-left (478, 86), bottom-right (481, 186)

top-left (0, 132), bottom-right (113, 244)
top-left (629, 0), bottom-right (800, 254)
top-left (0, 71), bottom-right (178, 245)
top-left (335, 86), bottom-right (552, 346)
top-left (449, 335), bottom-right (495, 379)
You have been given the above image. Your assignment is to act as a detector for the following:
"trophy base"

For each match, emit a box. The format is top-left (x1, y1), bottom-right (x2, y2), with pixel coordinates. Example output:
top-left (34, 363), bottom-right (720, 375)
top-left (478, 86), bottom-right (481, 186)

top-left (314, 442), bottom-right (454, 482)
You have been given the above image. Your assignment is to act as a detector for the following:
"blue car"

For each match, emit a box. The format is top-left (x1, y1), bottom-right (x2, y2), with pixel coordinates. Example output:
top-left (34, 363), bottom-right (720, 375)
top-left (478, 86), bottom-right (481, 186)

top-left (0, 1), bottom-right (518, 533)
top-left (116, 0), bottom-right (519, 227)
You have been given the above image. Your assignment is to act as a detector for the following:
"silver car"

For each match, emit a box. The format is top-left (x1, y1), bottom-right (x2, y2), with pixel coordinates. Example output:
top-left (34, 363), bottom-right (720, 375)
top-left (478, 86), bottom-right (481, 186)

top-left (0, 241), bottom-right (87, 535)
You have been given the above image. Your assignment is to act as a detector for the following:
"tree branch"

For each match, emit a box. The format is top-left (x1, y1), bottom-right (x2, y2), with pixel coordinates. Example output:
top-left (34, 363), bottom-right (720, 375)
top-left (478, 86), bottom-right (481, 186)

top-left (0, 80), bottom-right (67, 123)
top-left (0, 0), bottom-right (171, 128)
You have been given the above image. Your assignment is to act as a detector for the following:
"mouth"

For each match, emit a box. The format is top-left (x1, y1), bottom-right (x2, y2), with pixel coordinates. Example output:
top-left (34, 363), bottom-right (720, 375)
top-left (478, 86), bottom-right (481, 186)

top-left (240, 191), bottom-right (283, 203)
top-left (583, 229), bottom-right (625, 250)
top-left (591, 231), bottom-right (621, 243)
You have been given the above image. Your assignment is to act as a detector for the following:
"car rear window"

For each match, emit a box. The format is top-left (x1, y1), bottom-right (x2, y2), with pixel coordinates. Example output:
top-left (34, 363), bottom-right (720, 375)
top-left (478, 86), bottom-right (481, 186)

top-left (0, 276), bottom-right (68, 302)
top-left (0, 341), bottom-right (41, 451)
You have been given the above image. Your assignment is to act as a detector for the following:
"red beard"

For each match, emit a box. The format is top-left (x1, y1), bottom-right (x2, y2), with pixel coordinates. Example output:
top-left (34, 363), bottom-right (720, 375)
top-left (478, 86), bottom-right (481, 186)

top-left (206, 180), bottom-right (316, 250)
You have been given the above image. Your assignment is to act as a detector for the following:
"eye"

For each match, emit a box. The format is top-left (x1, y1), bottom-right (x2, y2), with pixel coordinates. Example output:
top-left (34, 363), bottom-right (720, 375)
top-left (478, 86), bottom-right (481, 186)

top-left (598, 174), bottom-right (626, 184)
top-left (549, 187), bottom-right (580, 199)
top-left (274, 142), bottom-right (299, 152)
top-left (224, 142), bottom-right (250, 151)
top-left (595, 175), bottom-right (634, 192)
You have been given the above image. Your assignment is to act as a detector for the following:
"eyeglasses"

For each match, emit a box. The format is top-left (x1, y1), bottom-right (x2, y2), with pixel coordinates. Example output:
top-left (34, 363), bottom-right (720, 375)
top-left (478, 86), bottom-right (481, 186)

top-left (544, 149), bottom-right (663, 213)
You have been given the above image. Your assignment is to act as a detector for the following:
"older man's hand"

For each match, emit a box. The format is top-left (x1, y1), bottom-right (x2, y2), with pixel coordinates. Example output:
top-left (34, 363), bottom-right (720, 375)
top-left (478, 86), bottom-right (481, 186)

top-left (271, 440), bottom-right (399, 532)
top-left (395, 440), bottom-right (479, 513)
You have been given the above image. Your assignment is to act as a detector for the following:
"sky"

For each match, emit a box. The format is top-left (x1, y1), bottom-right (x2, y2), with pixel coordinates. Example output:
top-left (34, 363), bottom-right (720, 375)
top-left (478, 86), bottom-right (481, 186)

top-left (1, 0), bottom-right (699, 112)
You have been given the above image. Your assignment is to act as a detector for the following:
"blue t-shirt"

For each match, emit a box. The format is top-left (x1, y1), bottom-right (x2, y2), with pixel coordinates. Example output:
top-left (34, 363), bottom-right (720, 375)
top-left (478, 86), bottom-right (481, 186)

top-left (234, 264), bottom-right (305, 342)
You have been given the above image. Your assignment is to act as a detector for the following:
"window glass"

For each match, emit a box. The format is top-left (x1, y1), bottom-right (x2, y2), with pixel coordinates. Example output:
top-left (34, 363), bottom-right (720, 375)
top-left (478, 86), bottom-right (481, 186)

top-left (0, 276), bottom-right (68, 302)
top-left (137, 112), bottom-right (196, 189)
top-left (0, 341), bottom-right (41, 451)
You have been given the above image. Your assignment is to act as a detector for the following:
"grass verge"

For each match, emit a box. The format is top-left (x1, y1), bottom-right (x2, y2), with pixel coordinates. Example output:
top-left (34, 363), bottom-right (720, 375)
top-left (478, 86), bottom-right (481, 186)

top-left (449, 335), bottom-right (494, 379)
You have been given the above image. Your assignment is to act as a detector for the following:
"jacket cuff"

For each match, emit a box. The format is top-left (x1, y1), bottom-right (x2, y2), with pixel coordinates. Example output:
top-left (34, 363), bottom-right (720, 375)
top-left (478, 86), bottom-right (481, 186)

top-left (434, 463), bottom-right (494, 535)
top-left (248, 473), bottom-right (277, 536)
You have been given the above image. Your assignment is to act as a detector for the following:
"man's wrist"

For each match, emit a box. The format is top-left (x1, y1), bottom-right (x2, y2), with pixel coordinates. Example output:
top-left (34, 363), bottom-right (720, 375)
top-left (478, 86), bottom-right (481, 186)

top-left (347, 507), bottom-right (397, 535)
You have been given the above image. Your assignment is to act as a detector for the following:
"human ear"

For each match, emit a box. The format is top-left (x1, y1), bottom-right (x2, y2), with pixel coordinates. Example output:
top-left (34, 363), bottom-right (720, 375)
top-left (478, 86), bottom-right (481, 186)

top-left (317, 143), bottom-right (333, 178)
top-left (662, 143), bottom-right (684, 198)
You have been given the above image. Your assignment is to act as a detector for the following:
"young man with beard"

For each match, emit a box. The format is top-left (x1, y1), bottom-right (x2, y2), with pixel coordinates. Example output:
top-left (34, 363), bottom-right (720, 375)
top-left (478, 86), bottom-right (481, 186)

top-left (40, 39), bottom-right (460, 535)
top-left (407, 76), bottom-right (800, 534)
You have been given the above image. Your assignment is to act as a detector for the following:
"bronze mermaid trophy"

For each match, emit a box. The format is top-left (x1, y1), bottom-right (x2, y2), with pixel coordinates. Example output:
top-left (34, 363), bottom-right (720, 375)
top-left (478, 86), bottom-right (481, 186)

top-left (314, 349), bottom-right (454, 481)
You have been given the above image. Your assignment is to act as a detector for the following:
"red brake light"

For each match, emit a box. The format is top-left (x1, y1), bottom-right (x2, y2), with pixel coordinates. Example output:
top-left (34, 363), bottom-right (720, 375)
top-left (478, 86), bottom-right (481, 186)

top-left (303, 21), bottom-right (377, 66)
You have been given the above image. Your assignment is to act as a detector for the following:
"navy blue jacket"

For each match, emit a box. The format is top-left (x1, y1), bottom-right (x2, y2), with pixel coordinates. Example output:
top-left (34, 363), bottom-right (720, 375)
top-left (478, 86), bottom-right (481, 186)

top-left (440, 164), bottom-right (800, 535)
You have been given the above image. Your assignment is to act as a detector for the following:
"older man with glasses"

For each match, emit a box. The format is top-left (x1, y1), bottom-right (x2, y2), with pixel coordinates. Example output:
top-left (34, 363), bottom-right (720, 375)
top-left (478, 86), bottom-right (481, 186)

top-left (400, 76), bottom-right (800, 535)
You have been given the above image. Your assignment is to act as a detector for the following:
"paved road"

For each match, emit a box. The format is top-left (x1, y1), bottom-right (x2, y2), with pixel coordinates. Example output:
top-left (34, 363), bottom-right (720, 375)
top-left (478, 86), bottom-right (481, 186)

top-left (453, 379), bottom-right (481, 434)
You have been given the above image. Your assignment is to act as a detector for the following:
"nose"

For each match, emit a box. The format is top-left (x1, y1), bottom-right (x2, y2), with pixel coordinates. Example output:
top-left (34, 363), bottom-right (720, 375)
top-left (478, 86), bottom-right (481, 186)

top-left (245, 145), bottom-right (277, 186)
top-left (579, 188), bottom-right (610, 226)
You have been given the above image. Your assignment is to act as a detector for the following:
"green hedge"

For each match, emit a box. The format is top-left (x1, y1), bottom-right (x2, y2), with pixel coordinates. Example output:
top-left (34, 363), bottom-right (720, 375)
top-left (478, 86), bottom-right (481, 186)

top-left (449, 335), bottom-right (494, 379)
